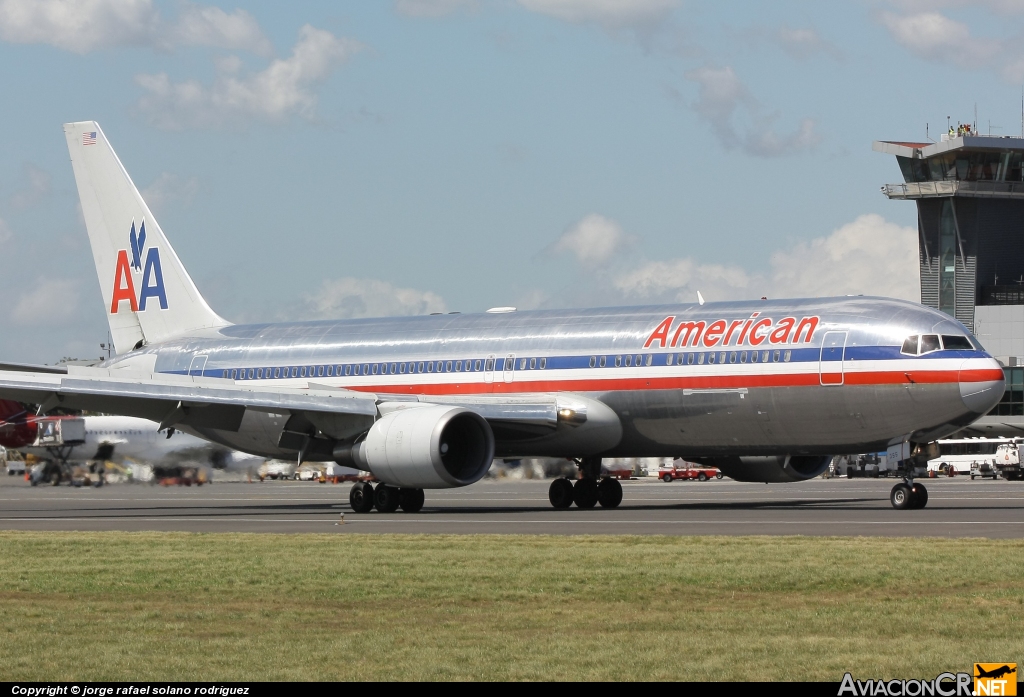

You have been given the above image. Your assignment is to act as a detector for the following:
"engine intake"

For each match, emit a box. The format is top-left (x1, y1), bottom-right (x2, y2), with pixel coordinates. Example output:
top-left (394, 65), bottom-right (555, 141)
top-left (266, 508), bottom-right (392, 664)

top-left (335, 406), bottom-right (495, 489)
top-left (696, 455), bottom-right (832, 483)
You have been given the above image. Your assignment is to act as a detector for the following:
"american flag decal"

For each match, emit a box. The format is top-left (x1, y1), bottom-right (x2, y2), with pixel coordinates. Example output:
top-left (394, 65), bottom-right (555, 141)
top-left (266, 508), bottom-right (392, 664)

top-left (83, 132), bottom-right (97, 145)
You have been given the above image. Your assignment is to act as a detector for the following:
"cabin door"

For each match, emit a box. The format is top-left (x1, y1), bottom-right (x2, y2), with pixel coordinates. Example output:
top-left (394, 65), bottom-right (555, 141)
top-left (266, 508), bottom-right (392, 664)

top-left (819, 332), bottom-right (847, 385)
top-left (188, 355), bottom-right (208, 377)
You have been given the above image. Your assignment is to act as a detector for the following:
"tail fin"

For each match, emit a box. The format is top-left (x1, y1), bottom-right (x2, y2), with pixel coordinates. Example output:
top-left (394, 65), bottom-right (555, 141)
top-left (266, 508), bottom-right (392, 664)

top-left (63, 121), bottom-right (229, 354)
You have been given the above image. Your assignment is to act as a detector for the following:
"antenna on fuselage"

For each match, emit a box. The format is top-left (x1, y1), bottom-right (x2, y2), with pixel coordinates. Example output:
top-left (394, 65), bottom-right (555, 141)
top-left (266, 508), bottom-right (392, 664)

top-left (697, 291), bottom-right (705, 306)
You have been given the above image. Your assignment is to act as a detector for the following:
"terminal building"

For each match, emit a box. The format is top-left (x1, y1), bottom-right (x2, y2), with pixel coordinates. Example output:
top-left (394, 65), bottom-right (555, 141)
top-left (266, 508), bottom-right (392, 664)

top-left (874, 133), bottom-right (1024, 434)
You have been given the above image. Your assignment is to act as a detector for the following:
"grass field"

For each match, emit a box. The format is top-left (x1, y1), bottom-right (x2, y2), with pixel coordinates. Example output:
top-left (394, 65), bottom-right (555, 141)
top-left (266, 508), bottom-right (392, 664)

top-left (0, 532), bottom-right (1021, 681)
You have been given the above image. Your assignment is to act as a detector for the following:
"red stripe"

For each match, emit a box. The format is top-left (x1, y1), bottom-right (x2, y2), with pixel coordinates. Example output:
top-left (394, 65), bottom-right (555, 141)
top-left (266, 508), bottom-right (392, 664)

top-left (340, 368), bottom-right (1003, 396)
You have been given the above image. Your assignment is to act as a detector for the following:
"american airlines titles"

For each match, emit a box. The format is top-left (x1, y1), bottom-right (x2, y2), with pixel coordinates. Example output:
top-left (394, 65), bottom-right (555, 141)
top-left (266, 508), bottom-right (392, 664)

top-left (643, 313), bottom-right (820, 349)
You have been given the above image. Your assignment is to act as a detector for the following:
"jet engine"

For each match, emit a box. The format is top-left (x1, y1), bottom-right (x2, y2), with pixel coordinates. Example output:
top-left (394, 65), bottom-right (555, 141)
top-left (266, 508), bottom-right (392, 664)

top-left (334, 405), bottom-right (495, 488)
top-left (696, 455), bottom-right (832, 483)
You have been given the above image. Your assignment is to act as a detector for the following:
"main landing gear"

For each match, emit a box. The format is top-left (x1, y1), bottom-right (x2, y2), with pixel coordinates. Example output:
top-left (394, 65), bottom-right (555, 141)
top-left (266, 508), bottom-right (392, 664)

top-left (548, 457), bottom-right (623, 509)
top-left (890, 479), bottom-right (928, 510)
top-left (348, 481), bottom-right (425, 513)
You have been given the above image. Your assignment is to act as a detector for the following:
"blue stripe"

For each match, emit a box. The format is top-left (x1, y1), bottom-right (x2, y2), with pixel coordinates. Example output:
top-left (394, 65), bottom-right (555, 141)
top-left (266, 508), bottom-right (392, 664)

top-left (173, 345), bottom-right (986, 380)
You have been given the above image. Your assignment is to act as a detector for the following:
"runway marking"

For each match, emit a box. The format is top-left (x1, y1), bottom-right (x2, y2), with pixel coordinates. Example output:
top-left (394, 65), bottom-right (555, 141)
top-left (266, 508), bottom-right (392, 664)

top-left (1, 517), bottom-right (1023, 525)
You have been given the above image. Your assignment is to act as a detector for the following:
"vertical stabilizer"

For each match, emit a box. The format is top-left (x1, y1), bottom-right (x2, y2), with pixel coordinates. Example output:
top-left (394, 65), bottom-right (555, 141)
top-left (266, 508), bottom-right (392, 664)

top-left (64, 121), bottom-right (229, 353)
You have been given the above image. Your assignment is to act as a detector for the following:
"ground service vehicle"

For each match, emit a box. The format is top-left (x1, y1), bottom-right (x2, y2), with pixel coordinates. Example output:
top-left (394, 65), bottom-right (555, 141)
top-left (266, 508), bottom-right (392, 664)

top-left (659, 463), bottom-right (723, 482)
top-left (0, 122), bottom-right (1007, 512)
top-left (995, 443), bottom-right (1023, 480)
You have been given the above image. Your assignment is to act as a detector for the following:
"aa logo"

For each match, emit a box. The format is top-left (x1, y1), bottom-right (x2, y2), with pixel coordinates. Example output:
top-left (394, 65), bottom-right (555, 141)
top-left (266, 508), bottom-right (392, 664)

top-left (974, 663), bottom-right (1017, 696)
top-left (110, 219), bottom-right (167, 314)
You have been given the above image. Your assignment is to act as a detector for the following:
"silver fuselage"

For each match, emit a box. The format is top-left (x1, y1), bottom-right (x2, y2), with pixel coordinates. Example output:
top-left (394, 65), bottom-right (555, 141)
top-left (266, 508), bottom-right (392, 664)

top-left (103, 296), bottom-right (1005, 461)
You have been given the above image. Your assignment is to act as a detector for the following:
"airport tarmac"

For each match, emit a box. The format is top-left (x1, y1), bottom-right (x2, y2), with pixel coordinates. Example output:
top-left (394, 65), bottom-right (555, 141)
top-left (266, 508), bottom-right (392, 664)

top-left (0, 475), bottom-right (1022, 537)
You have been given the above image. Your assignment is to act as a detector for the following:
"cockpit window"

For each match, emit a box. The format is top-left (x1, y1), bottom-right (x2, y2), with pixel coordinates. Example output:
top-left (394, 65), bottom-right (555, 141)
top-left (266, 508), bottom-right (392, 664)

top-left (919, 334), bottom-right (941, 354)
top-left (941, 335), bottom-right (973, 350)
top-left (901, 335), bottom-right (918, 355)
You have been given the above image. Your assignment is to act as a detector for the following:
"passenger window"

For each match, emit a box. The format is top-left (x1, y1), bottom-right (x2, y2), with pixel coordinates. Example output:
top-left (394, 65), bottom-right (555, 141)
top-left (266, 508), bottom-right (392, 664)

top-left (666, 354), bottom-right (674, 366)
top-left (751, 351), bottom-right (758, 363)
top-left (920, 335), bottom-right (941, 354)
top-left (740, 351), bottom-right (747, 363)
top-left (518, 359), bottom-right (526, 370)
top-left (729, 352), bottom-right (737, 364)
top-left (591, 356), bottom-right (598, 368)
top-left (299, 367), bottom-right (306, 377)
top-left (901, 335), bottom-right (919, 356)
top-left (361, 365), bottom-right (368, 375)
top-left (327, 366), bottom-right (333, 377)
top-left (446, 361), bottom-right (453, 372)
top-left (371, 364), bottom-right (378, 375)
top-left (615, 355), bottom-right (622, 367)
top-left (719, 352), bottom-right (726, 364)
top-left (646, 354), bottom-right (652, 367)
top-left (540, 358), bottom-right (547, 369)
top-left (486, 359), bottom-right (495, 371)
top-left (256, 369), bottom-right (263, 379)
top-left (687, 353), bottom-right (694, 365)
top-left (624, 355), bottom-right (632, 367)
top-left (248, 369), bottom-right (254, 379)
top-left (762, 350), bottom-right (769, 363)
top-left (390, 363), bottom-right (397, 374)
top-left (272, 367), bottom-right (279, 378)
top-left (599, 356), bottom-right (607, 368)
top-left (222, 370), bottom-right (229, 378)
top-left (345, 365), bottom-right (352, 376)
top-left (773, 350), bottom-right (780, 362)
top-left (530, 358), bottom-right (537, 369)
top-left (708, 352), bottom-right (716, 365)
top-left (318, 366), bottom-right (325, 377)
top-left (784, 350), bottom-right (792, 362)
top-left (419, 362), bottom-right (426, 372)
top-left (231, 369), bottom-right (237, 379)
top-left (400, 363), bottom-right (406, 374)
top-left (636, 355), bottom-right (643, 366)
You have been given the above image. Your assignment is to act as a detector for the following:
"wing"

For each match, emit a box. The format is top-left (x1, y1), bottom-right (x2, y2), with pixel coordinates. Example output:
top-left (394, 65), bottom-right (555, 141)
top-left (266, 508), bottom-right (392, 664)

top-left (0, 366), bottom-right (621, 458)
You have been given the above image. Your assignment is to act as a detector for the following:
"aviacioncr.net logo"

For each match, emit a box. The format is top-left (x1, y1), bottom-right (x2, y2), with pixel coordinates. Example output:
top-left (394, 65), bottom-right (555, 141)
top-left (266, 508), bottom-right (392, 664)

top-left (838, 672), bottom-right (973, 696)
top-left (110, 219), bottom-right (167, 313)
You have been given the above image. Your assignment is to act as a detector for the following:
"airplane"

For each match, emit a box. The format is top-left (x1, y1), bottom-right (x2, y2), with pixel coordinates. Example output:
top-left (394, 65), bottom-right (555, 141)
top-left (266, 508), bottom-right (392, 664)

top-left (0, 399), bottom-right (264, 484)
top-left (0, 121), bottom-right (1005, 512)
top-left (975, 665), bottom-right (1016, 680)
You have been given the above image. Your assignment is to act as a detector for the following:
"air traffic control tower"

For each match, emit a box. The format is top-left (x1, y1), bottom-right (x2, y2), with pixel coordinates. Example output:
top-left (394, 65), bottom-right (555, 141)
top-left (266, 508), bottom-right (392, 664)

top-left (875, 133), bottom-right (1024, 431)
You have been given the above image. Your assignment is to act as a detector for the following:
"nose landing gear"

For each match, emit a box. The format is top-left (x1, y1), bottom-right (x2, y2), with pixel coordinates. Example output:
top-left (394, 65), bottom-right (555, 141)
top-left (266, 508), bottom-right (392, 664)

top-left (890, 479), bottom-right (928, 510)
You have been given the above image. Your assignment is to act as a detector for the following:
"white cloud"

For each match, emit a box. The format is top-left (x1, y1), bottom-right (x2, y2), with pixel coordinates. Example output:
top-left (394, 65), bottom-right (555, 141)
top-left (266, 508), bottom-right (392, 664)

top-left (772, 26), bottom-right (842, 61)
top-left (9, 164), bottom-right (50, 210)
top-left (684, 64), bottom-right (821, 158)
top-left (135, 25), bottom-right (360, 129)
top-left (879, 11), bottom-right (996, 63)
top-left (140, 172), bottom-right (200, 215)
top-left (518, 0), bottom-right (679, 30)
top-left (11, 279), bottom-right (79, 325)
top-left (613, 214), bottom-right (919, 303)
top-left (304, 278), bottom-right (446, 319)
top-left (395, 0), bottom-right (477, 18)
top-left (0, 0), bottom-right (271, 55)
top-left (551, 213), bottom-right (629, 266)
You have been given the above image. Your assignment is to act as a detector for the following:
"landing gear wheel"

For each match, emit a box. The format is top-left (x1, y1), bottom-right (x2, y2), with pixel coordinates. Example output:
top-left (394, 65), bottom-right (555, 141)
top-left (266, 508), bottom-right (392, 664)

top-left (374, 484), bottom-right (401, 513)
top-left (910, 483), bottom-right (928, 509)
top-left (661, 474), bottom-right (673, 483)
top-left (549, 478), bottom-right (574, 509)
top-left (890, 483), bottom-right (913, 510)
top-left (399, 488), bottom-right (425, 513)
top-left (597, 478), bottom-right (623, 508)
top-left (573, 478), bottom-right (599, 509)
top-left (349, 481), bottom-right (375, 513)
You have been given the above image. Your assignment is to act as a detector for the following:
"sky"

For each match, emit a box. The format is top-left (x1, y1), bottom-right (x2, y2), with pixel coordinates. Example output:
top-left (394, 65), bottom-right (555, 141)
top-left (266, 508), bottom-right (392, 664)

top-left (1, 0), bottom-right (1023, 364)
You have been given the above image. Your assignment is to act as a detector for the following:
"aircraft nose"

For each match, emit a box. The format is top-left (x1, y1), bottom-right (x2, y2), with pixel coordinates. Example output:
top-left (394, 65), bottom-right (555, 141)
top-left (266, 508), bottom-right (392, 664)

top-left (959, 358), bottom-right (1005, 414)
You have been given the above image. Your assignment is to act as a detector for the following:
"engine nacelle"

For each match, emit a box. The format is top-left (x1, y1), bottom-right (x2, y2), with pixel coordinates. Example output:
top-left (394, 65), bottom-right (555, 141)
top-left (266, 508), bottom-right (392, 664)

top-left (335, 406), bottom-right (495, 488)
top-left (697, 455), bottom-right (832, 483)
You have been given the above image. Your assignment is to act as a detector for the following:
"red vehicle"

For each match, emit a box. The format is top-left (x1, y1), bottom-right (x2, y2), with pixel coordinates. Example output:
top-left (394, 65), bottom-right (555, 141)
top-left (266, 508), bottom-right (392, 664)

top-left (658, 463), bottom-right (723, 482)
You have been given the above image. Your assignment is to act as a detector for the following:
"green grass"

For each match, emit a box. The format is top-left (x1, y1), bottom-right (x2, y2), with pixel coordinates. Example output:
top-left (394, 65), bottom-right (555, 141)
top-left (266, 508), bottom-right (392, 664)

top-left (0, 532), bottom-right (1021, 681)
